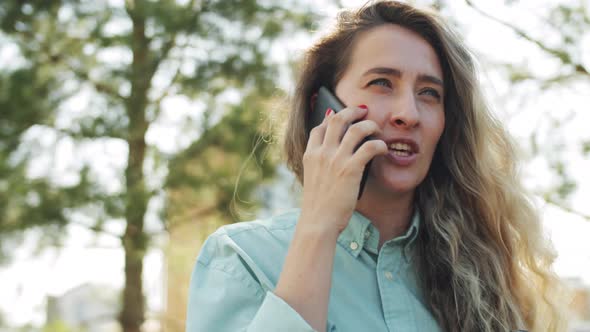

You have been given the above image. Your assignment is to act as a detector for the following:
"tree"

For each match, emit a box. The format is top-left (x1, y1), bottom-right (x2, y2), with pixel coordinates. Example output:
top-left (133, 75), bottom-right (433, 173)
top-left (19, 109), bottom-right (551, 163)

top-left (0, 1), bottom-right (317, 331)
top-left (462, 0), bottom-right (590, 221)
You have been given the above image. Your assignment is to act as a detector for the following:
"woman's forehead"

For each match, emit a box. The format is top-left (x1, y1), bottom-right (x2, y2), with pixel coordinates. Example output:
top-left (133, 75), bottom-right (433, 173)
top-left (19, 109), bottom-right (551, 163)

top-left (346, 24), bottom-right (443, 81)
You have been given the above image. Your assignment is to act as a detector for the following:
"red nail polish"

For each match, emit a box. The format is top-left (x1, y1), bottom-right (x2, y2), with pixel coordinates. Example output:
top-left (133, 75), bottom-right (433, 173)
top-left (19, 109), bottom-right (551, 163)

top-left (325, 108), bottom-right (333, 117)
top-left (358, 104), bottom-right (368, 109)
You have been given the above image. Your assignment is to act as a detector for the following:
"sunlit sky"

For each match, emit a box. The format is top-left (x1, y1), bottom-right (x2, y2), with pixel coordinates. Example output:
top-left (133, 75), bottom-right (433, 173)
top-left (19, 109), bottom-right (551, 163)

top-left (0, 0), bottom-right (589, 327)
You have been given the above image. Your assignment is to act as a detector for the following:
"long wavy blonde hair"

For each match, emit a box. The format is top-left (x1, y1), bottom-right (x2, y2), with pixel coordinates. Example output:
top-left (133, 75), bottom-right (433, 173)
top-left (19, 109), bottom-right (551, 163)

top-left (282, 1), bottom-right (569, 331)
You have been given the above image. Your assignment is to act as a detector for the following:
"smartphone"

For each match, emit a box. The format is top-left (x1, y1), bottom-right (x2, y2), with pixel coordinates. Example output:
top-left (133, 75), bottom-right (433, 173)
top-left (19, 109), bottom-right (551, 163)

top-left (310, 86), bottom-right (373, 200)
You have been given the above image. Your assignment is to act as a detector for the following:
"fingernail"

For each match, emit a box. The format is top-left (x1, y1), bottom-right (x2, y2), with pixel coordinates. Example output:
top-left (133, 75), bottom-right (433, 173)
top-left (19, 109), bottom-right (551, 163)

top-left (325, 108), bottom-right (333, 117)
top-left (358, 104), bottom-right (368, 109)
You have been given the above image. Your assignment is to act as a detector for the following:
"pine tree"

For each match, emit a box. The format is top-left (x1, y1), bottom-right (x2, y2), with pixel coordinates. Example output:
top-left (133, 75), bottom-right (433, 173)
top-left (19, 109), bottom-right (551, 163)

top-left (0, 1), bottom-right (318, 331)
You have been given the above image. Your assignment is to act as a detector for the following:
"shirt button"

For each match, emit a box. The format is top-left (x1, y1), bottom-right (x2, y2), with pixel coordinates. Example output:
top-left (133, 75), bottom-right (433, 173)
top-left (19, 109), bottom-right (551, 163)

top-left (364, 230), bottom-right (371, 239)
top-left (384, 271), bottom-right (394, 280)
top-left (350, 241), bottom-right (359, 250)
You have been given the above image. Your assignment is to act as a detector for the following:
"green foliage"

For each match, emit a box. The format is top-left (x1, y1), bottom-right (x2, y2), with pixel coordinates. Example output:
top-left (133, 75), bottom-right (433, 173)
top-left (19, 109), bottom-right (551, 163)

top-left (42, 320), bottom-right (77, 332)
top-left (549, 160), bottom-right (578, 203)
top-left (548, 3), bottom-right (590, 46)
top-left (0, 0), bottom-right (320, 330)
top-left (167, 91), bottom-right (281, 224)
top-left (461, 0), bottom-right (589, 218)
top-left (0, 0), bottom-right (317, 242)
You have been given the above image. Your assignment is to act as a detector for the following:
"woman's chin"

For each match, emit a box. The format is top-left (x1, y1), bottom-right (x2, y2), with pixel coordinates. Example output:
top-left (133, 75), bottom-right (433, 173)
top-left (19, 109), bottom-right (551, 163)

top-left (367, 173), bottom-right (420, 196)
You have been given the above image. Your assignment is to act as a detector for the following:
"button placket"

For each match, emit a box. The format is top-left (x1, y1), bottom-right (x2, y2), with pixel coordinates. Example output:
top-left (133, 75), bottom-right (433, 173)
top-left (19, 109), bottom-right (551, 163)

top-left (384, 271), bottom-right (394, 281)
top-left (378, 244), bottom-right (417, 331)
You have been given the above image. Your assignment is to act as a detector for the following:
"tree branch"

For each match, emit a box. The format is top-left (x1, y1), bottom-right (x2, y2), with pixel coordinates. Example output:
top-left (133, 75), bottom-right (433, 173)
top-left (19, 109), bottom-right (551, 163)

top-left (165, 204), bottom-right (219, 232)
top-left (152, 64), bottom-right (182, 110)
top-left (48, 243), bottom-right (122, 250)
top-left (542, 196), bottom-right (590, 222)
top-left (68, 63), bottom-right (126, 101)
top-left (154, 64), bottom-right (181, 102)
top-left (70, 218), bottom-right (123, 239)
top-left (55, 127), bottom-right (125, 141)
top-left (158, 37), bottom-right (176, 66)
top-left (464, 0), bottom-right (589, 76)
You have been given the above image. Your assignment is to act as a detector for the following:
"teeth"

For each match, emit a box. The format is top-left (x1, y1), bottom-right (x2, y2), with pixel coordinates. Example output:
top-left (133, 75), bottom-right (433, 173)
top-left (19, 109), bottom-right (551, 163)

top-left (389, 142), bottom-right (412, 152)
top-left (392, 150), bottom-right (410, 157)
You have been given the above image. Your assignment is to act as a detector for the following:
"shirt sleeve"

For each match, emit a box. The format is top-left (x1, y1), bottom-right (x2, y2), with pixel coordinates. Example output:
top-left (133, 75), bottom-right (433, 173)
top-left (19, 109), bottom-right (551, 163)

top-left (186, 237), bottom-right (317, 332)
top-left (249, 291), bottom-right (317, 331)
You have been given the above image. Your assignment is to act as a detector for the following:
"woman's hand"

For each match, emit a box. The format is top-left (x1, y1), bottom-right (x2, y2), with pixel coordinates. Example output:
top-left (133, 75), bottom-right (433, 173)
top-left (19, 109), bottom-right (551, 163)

top-left (300, 105), bottom-right (388, 235)
top-left (275, 106), bottom-right (386, 332)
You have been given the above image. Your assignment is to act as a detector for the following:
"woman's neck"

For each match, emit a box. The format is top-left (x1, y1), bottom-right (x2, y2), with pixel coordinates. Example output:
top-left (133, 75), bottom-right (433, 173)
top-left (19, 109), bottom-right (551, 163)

top-left (355, 182), bottom-right (415, 249)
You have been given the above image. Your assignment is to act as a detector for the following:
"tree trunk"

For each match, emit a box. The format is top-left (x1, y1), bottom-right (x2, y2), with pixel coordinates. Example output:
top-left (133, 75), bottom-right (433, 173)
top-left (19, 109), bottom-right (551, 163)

top-left (119, 2), bottom-right (152, 331)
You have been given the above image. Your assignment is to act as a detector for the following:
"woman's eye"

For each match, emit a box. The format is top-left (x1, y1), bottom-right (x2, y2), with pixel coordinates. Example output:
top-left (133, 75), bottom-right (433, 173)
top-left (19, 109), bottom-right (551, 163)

top-left (368, 78), bottom-right (391, 88)
top-left (420, 88), bottom-right (441, 100)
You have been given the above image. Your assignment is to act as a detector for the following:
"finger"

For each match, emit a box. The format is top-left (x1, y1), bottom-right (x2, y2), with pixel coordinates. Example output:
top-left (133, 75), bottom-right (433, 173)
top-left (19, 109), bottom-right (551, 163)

top-left (323, 106), bottom-right (368, 148)
top-left (307, 109), bottom-right (331, 148)
top-left (338, 120), bottom-right (381, 155)
top-left (348, 139), bottom-right (388, 169)
top-left (307, 122), bottom-right (327, 149)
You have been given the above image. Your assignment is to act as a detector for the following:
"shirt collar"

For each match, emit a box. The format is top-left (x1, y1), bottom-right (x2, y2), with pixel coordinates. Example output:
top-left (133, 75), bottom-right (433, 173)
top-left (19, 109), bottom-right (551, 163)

top-left (337, 209), bottom-right (421, 260)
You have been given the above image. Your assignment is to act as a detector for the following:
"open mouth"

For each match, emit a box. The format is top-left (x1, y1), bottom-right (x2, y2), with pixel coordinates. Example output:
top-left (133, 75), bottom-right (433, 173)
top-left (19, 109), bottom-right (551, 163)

top-left (389, 142), bottom-right (415, 157)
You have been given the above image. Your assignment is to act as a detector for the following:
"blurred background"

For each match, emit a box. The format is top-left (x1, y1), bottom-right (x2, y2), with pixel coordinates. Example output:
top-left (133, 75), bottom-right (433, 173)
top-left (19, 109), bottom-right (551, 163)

top-left (0, 0), bottom-right (589, 331)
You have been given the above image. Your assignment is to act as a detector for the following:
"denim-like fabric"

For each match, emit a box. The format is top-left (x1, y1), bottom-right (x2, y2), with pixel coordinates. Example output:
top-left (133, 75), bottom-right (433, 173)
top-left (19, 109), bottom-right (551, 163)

top-left (186, 209), bottom-right (442, 332)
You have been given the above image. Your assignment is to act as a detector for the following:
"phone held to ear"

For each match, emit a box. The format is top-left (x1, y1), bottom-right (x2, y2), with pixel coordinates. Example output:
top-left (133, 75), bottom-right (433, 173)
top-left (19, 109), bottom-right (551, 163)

top-left (310, 86), bottom-right (373, 200)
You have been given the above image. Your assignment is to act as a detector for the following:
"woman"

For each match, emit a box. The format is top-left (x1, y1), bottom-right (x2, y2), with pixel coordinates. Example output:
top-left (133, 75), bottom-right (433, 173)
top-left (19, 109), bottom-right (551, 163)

top-left (186, 1), bottom-right (567, 331)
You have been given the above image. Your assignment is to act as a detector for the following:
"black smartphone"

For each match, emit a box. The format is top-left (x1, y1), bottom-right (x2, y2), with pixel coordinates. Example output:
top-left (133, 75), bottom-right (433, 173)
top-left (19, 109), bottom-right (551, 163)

top-left (310, 86), bottom-right (373, 200)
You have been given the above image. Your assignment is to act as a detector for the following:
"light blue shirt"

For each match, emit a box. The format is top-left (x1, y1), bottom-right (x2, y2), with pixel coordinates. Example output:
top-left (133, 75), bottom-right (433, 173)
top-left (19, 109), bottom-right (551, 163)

top-left (186, 209), bottom-right (442, 332)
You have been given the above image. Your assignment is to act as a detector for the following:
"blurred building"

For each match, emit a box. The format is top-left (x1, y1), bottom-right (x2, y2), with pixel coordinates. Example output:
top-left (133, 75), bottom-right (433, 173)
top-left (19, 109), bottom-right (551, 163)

top-left (46, 283), bottom-right (120, 332)
top-left (46, 283), bottom-right (164, 332)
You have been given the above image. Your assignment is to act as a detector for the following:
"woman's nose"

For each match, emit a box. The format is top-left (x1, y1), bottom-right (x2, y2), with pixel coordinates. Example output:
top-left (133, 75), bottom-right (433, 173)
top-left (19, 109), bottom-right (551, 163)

top-left (389, 92), bottom-right (420, 129)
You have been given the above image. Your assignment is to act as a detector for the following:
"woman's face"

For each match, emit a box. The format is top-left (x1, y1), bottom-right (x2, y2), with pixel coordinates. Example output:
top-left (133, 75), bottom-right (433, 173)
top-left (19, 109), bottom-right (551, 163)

top-left (335, 24), bottom-right (445, 195)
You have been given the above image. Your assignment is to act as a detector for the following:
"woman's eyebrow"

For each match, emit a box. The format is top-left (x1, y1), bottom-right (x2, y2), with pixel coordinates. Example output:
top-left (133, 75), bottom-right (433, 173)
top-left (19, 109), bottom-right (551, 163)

top-left (362, 67), bottom-right (402, 78)
top-left (417, 74), bottom-right (444, 89)
top-left (362, 66), bottom-right (444, 88)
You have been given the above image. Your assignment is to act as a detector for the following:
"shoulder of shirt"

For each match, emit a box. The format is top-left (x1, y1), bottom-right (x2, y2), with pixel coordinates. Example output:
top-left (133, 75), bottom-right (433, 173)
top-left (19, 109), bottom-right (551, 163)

top-left (196, 208), bottom-right (300, 266)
